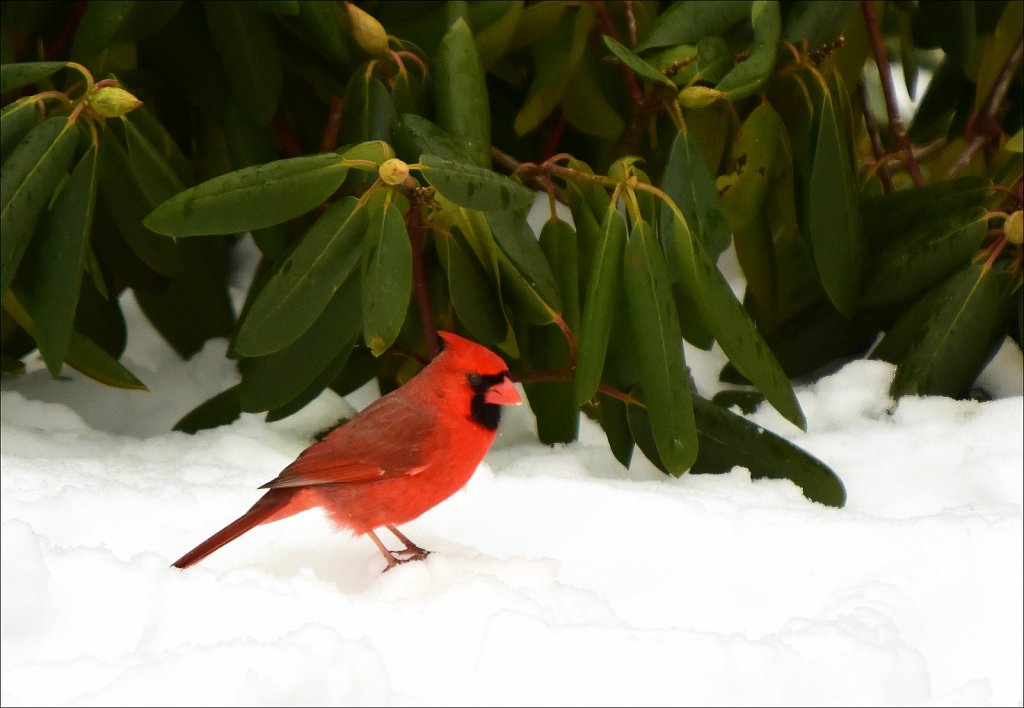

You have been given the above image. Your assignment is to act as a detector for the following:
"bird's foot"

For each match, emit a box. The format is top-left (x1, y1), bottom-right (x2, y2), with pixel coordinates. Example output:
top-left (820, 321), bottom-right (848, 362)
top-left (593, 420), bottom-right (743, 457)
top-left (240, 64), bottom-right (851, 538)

top-left (382, 548), bottom-right (430, 572)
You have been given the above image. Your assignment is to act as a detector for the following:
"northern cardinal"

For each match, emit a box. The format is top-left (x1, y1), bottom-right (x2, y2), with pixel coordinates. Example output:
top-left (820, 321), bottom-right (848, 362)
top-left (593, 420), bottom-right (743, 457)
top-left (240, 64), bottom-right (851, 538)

top-left (172, 331), bottom-right (521, 571)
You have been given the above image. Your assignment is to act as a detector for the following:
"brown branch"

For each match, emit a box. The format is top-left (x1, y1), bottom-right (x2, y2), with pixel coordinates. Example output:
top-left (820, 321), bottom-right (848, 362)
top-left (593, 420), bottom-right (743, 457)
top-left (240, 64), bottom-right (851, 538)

top-left (489, 145), bottom-right (568, 203)
top-left (861, 0), bottom-right (924, 185)
top-left (320, 96), bottom-right (343, 153)
top-left (857, 79), bottom-right (893, 193)
top-left (405, 200), bottom-right (439, 358)
top-left (947, 33), bottom-right (1024, 177)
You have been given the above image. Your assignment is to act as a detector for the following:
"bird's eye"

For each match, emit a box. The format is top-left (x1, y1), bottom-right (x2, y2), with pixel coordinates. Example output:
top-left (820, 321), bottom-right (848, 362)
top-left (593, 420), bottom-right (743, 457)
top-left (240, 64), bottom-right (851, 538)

top-left (467, 373), bottom-right (483, 389)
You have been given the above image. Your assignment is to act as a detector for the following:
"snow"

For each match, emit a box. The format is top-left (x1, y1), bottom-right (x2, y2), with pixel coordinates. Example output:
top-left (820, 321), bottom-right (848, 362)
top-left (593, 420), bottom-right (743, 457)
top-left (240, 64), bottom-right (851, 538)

top-left (2, 235), bottom-right (1022, 706)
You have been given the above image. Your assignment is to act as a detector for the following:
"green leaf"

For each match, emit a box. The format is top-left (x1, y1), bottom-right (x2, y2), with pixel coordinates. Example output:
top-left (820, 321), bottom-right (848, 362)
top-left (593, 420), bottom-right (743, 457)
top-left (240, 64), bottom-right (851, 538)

top-left (623, 221), bottom-right (697, 475)
top-left (597, 393), bottom-right (634, 467)
top-left (659, 127), bottom-right (731, 261)
top-left (394, 114), bottom-right (478, 164)
top-left (434, 226), bottom-right (507, 344)
top-left (485, 208), bottom-right (562, 324)
top-left (1, 98), bottom-right (43, 164)
top-left (861, 206), bottom-right (988, 306)
top-left (418, 153), bottom-right (535, 211)
top-left (205, 0), bottom-right (283, 125)
top-left (692, 395), bottom-right (846, 507)
top-left (561, 52), bottom-right (625, 141)
top-left (782, 1), bottom-right (857, 48)
top-left (97, 133), bottom-right (182, 276)
top-left (861, 176), bottom-right (990, 246)
top-left (340, 74), bottom-right (398, 146)
top-left (806, 77), bottom-right (863, 317)
top-left (3, 290), bottom-right (146, 390)
top-left (235, 196), bottom-right (367, 357)
top-left (435, 17), bottom-right (491, 166)
top-left (668, 214), bottom-right (806, 430)
top-left (70, 1), bottom-right (134, 59)
top-left (520, 323), bottom-right (579, 445)
top-left (240, 276), bottom-right (361, 412)
top-left (174, 386), bottom-right (242, 433)
top-left (0, 61), bottom-right (68, 93)
top-left (122, 115), bottom-right (187, 205)
top-left (473, 0), bottom-right (523, 71)
top-left (639, 1), bottom-right (751, 50)
top-left (514, 4), bottom-right (594, 136)
top-left (28, 143), bottom-right (99, 377)
top-left (1, 116), bottom-right (78, 297)
top-left (575, 202), bottom-right (626, 405)
top-left (144, 153), bottom-right (348, 236)
top-left (715, 0), bottom-right (781, 100)
top-left (888, 262), bottom-right (1016, 398)
top-left (719, 101), bottom-right (782, 232)
top-left (362, 195), bottom-right (412, 356)
top-left (601, 34), bottom-right (675, 87)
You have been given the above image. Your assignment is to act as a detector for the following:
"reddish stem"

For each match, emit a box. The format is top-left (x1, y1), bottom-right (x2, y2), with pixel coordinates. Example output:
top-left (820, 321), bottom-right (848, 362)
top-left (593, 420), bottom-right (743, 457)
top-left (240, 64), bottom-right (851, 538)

top-left (45, 1), bottom-right (87, 60)
top-left (594, 1), bottom-right (644, 107)
top-left (861, 0), bottom-right (924, 185)
top-left (406, 203), bottom-right (439, 358)
top-left (542, 111), bottom-right (567, 162)
top-left (320, 96), bottom-right (343, 153)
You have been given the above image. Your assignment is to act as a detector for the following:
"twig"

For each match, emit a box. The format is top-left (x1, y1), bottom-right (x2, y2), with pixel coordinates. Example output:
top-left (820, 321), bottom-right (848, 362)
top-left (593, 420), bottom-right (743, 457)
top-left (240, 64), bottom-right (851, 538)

top-left (405, 201), bottom-right (438, 358)
top-left (857, 79), bottom-right (893, 193)
top-left (594, 1), bottom-right (644, 108)
top-left (861, 0), bottom-right (924, 185)
top-left (947, 33), bottom-right (1024, 177)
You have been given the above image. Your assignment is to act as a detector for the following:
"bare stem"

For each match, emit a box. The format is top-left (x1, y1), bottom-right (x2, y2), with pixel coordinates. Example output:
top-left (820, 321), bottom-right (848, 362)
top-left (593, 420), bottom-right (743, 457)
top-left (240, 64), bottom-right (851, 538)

top-left (857, 79), bottom-right (893, 193)
top-left (405, 201), bottom-right (439, 358)
top-left (861, 0), bottom-right (924, 185)
top-left (947, 33), bottom-right (1024, 177)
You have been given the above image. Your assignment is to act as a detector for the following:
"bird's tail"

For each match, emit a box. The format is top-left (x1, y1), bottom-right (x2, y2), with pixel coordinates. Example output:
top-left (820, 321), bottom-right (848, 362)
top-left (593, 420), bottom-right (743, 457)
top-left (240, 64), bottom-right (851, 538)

top-left (171, 490), bottom-right (304, 569)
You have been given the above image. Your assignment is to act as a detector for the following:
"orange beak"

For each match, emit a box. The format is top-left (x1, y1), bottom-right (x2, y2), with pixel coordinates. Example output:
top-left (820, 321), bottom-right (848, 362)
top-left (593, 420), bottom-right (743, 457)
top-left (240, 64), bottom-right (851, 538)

top-left (484, 376), bottom-right (522, 406)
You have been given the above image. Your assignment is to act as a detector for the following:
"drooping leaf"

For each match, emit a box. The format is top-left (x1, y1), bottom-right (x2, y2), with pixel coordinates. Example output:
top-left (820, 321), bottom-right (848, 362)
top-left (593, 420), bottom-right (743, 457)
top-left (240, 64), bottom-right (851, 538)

top-left (362, 195), bottom-right (412, 356)
top-left (575, 202), bottom-right (627, 405)
top-left (602, 35), bottom-right (675, 87)
top-left (240, 276), bottom-right (362, 412)
top-left (174, 386), bottom-right (242, 433)
top-left (1, 116), bottom-right (78, 297)
top-left (888, 262), bottom-right (1016, 398)
top-left (668, 214), bottom-right (806, 430)
top-left (692, 395), bottom-right (846, 507)
top-left (1, 98), bottom-right (43, 164)
top-left (28, 143), bottom-right (99, 376)
top-left (659, 127), bottom-right (731, 260)
top-left (806, 75), bottom-right (863, 317)
top-left (234, 196), bottom-right (367, 357)
top-left (205, 0), bottom-right (283, 125)
top-left (434, 226), bottom-right (507, 344)
top-left (485, 208), bottom-right (561, 325)
top-left (622, 220), bottom-right (697, 476)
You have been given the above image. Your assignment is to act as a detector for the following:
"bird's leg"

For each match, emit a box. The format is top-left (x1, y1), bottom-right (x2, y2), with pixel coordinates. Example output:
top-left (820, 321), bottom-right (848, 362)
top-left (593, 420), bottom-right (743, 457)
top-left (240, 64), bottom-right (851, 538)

top-left (366, 529), bottom-right (400, 571)
top-left (385, 524), bottom-right (430, 562)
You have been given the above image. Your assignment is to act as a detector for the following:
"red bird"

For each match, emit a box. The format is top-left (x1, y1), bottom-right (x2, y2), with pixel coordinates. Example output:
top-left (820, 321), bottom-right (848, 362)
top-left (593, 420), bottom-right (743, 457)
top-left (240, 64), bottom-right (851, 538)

top-left (172, 331), bottom-right (521, 571)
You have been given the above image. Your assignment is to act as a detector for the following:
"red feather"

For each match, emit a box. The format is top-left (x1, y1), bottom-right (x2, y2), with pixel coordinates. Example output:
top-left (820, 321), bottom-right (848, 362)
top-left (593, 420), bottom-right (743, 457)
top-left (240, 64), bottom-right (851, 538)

top-left (172, 331), bottom-right (520, 571)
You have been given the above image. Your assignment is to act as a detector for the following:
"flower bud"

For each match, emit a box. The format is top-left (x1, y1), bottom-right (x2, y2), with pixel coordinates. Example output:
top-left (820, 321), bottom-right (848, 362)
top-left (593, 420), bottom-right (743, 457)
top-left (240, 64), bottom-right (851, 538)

top-left (379, 158), bottom-right (410, 186)
top-left (346, 2), bottom-right (389, 57)
top-left (89, 86), bottom-right (142, 117)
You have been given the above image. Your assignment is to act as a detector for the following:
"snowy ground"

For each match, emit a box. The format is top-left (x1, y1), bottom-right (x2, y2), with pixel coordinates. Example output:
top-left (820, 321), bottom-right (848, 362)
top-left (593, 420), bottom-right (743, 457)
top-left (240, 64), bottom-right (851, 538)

top-left (2, 234), bottom-right (1022, 705)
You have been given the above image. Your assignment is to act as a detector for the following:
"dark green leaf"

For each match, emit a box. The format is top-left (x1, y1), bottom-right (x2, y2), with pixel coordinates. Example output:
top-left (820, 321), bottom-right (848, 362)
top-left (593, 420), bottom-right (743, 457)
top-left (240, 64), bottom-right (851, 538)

top-left (144, 153), bottom-right (348, 236)
top-left (394, 114), bottom-right (477, 164)
top-left (29, 144), bottom-right (99, 376)
top-left (622, 220), bottom-right (696, 476)
top-left (639, 1), bottom-right (751, 50)
top-left (602, 35), bottom-right (675, 87)
top-left (240, 276), bottom-right (361, 412)
top-left (715, 0), bottom-right (781, 100)
top-left (362, 195), bottom-right (412, 356)
top-left (1, 98), bottom-right (43, 164)
top-left (659, 127), bottom-right (731, 260)
top-left (806, 77), bottom-right (863, 317)
top-left (174, 386), bottom-right (242, 433)
top-left (435, 17), bottom-right (491, 166)
top-left (889, 262), bottom-right (1016, 398)
top-left (486, 209), bottom-right (562, 325)
top-left (0, 61), bottom-right (68, 93)
top-left (1, 116), bottom-right (78, 297)
top-left (692, 395), bottom-right (846, 507)
top-left (597, 393), bottom-right (634, 467)
top-left (434, 226), bottom-right (507, 344)
top-left (419, 154), bottom-right (535, 212)
top-left (235, 196), bottom-right (367, 357)
top-left (575, 202), bottom-right (626, 405)
top-left (205, 0), bottom-right (283, 125)
top-left (782, 1), bottom-right (857, 48)
top-left (668, 214), bottom-right (806, 430)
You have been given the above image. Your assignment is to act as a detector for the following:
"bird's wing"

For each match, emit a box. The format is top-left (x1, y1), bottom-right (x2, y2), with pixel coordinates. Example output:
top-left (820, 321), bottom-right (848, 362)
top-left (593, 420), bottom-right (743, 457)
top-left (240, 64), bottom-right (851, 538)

top-left (260, 394), bottom-right (439, 489)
